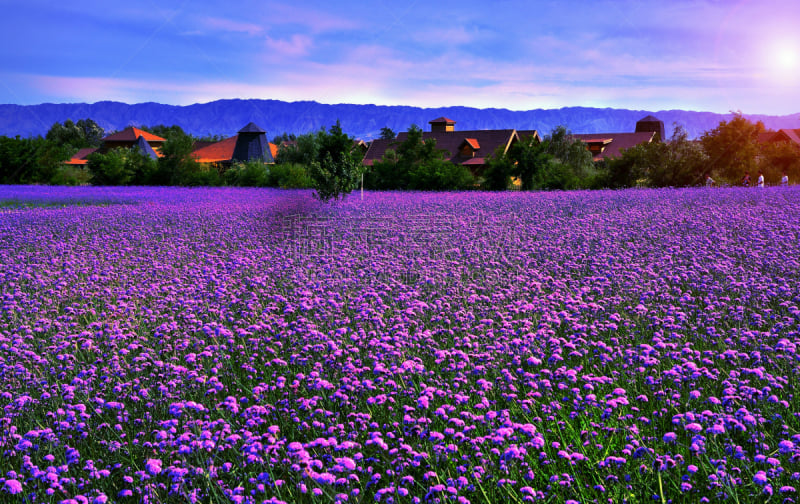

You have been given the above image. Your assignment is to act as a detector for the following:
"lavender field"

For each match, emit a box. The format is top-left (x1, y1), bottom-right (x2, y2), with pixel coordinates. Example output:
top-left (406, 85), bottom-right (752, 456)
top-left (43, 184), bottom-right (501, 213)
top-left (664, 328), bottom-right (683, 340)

top-left (2, 185), bottom-right (800, 503)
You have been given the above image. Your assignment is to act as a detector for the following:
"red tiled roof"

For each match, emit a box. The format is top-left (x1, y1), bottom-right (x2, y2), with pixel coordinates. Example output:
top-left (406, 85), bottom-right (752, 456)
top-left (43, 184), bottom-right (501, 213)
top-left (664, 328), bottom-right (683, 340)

top-left (463, 138), bottom-right (480, 150)
top-left (428, 117), bottom-right (456, 125)
top-left (191, 135), bottom-right (279, 163)
top-left (102, 127), bottom-right (166, 143)
top-left (571, 132), bottom-right (655, 161)
top-left (64, 147), bottom-right (98, 165)
top-left (191, 135), bottom-right (238, 163)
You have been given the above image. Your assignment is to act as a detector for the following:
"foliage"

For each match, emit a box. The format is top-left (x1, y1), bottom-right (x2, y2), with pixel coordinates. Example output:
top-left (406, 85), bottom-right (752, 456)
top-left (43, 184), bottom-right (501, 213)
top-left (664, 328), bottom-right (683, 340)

top-left (141, 124), bottom-right (187, 140)
top-left (379, 126), bottom-right (396, 140)
top-left (268, 163), bottom-right (312, 188)
top-left (366, 124), bottom-right (475, 190)
top-left (87, 147), bottom-right (157, 186)
top-left (542, 126), bottom-right (599, 189)
top-left (481, 144), bottom-right (516, 190)
top-left (271, 132), bottom-right (297, 145)
top-left (224, 160), bottom-right (270, 187)
top-left (155, 129), bottom-right (202, 186)
top-left (508, 134), bottom-right (553, 190)
top-left (275, 132), bottom-right (318, 167)
top-left (50, 164), bottom-right (92, 186)
top-left (486, 127), bottom-right (596, 191)
top-left (606, 124), bottom-right (707, 188)
top-left (223, 161), bottom-right (312, 188)
top-left (700, 112), bottom-right (764, 183)
top-left (0, 135), bottom-right (74, 184)
top-left (307, 121), bottom-right (364, 201)
top-left (46, 118), bottom-right (104, 149)
top-left (758, 140), bottom-right (800, 184)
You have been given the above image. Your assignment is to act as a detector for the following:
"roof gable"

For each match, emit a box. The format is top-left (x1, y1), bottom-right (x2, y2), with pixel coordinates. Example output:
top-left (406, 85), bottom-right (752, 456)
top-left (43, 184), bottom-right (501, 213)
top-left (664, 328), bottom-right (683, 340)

top-left (102, 127), bottom-right (166, 143)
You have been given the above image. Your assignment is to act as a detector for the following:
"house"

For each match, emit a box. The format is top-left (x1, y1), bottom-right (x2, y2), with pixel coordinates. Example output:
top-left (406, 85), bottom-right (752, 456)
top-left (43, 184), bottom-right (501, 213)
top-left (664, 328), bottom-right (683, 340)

top-left (101, 127), bottom-right (166, 151)
top-left (364, 115), bottom-right (661, 170)
top-left (362, 117), bottom-right (531, 174)
top-left (519, 116), bottom-right (660, 162)
top-left (759, 129), bottom-right (800, 147)
top-left (191, 122), bottom-right (278, 167)
top-left (65, 126), bottom-right (166, 165)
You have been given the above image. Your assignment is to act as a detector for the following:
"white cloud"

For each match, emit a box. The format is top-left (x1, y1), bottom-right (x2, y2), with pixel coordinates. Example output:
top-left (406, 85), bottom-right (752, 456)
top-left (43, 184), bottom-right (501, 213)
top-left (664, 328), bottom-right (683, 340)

top-left (264, 34), bottom-right (314, 58)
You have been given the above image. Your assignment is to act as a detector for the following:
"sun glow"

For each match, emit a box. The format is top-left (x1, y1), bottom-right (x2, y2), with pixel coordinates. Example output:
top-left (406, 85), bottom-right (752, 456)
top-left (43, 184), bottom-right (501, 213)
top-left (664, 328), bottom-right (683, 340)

top-left (775, 46), bottom-right (797, 71)
top-left (763, 37), bottom-right (800, 86)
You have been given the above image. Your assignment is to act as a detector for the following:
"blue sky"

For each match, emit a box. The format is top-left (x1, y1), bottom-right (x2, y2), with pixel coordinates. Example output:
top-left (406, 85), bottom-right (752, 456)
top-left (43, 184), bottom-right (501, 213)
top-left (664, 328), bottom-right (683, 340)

top-left (2, 0), bottom-right (799, 114)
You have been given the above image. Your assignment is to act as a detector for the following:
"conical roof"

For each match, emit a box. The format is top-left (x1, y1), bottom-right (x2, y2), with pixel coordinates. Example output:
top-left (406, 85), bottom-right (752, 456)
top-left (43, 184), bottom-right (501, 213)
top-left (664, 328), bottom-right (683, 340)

top-left (238, 122), bottom-right (266, 134)
top-left (135, 135), bottom-right (159, 159)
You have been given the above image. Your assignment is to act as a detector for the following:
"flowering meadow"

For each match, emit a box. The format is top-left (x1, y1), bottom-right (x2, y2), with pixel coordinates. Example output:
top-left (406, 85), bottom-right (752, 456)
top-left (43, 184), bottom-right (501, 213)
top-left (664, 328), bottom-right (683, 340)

top-left (2, 185), bottom-right (800, 504)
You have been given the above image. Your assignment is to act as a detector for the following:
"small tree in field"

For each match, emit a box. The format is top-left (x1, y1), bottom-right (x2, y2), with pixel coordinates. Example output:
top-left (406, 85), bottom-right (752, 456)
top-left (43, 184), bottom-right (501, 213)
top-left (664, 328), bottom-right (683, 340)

top-left (308, 121), bottom-right (363, 202)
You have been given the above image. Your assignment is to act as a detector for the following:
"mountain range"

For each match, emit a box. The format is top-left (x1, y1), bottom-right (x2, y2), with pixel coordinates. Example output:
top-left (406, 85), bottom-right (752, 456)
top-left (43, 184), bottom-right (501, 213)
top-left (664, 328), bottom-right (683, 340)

top-left (2, 99), bottom-right (799, 141)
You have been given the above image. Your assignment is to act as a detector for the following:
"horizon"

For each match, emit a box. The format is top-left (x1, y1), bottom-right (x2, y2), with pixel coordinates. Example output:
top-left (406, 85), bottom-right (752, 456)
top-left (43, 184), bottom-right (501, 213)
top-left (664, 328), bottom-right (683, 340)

top-left (7, 98), bottom-right (800, 120)
top-left (2, 1), bottom-right (799, 116)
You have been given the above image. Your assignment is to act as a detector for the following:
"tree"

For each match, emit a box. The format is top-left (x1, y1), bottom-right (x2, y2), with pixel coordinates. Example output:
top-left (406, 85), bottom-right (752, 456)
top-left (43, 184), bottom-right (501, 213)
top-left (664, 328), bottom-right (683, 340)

top-left (759, 140), bottom-right (800, 184)
top-left (307, 121), bottom-right (364, 202)
top-left (606, 124), bottom-right (707, 188)
top-left (156, 130), bottom-right (201, 185)
top-left (648, 125), bottom-right (708, 187)
top-left (700, 112), bottom-right (764, 183)
top-left (365, 124), bottom-right (474, 190)
top-left (379, 127), bottom-right (396, 140)
top-left (141, 124), bottom-right (187, 140)
top-left (272, 132), bottom-right (297, 145)
top-left (76, 119), bottom-right (105, 148)
top-left (46, 119), bottom-right (104, 149)
top-left (542, 126), bottom-right (597, 189)
top-left (507, 134), bottom-right (553, 190)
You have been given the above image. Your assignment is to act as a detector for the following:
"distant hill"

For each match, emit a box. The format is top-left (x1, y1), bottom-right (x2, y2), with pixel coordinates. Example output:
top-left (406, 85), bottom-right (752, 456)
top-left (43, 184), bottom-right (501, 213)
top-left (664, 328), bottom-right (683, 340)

top-left (1, 99), bottom-right (798, 141)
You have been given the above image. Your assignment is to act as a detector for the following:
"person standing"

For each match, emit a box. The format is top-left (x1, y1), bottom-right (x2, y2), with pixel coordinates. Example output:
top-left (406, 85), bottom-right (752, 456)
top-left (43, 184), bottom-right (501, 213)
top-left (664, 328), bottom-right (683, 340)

top-left (742, 172), bottom-right (751, 187)
top-left (705, 174), bottom-right (715, 187)
top-left (757, 171), bottom-right (765, 188)
top-left (781, 171), bottom-right (789, 187)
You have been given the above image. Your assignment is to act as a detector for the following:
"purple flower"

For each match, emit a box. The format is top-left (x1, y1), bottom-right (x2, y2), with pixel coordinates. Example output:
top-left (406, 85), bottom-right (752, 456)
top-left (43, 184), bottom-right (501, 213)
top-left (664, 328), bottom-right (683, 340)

top-left (754, 471), bottom-right (769, 486)
top-left (685, 423), bottom-right (703, 433)
top-left (663, 432), bottom-right (677, 443)
top-left (2, 479), bottom-right (22, 495)
top-left (144, 459), bottom-right (162, 475)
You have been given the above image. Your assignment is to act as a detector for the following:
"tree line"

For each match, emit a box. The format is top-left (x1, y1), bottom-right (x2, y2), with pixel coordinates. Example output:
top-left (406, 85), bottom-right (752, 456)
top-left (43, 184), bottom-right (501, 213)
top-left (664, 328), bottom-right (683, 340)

top-left (1, 113), bottom-right (798, 201)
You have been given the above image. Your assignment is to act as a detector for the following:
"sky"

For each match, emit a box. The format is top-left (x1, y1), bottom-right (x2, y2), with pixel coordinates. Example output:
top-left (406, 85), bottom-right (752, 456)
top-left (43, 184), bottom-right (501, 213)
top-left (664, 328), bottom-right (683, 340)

top-left (1, 0), bottom-right (799, 115)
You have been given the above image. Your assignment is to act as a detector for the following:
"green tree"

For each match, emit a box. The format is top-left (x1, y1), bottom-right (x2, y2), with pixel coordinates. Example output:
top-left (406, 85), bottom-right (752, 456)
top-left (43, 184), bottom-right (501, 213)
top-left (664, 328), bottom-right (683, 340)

top-left (155, 129), bottom-right (201, 185)
top-left (700, 112), bottom-right (764, 183)
top-left (271, 132), bottom-right (297, 145)
top-left (141, 124), bottom-right (186, 140)
top-left (366, 124), bottom-right (474, 190)
top-left (0, 136), bottom-right (43, 183)
top-left (76, 119), bottom-right (105, 148)
top-left (46, 119), bottom-right (104, 149)
top-left (648, 125), bottom-right (708, 187)
top-left (542, 126), bottom-right (597, 189)
top-left (508, 134), bottom-right (553, 190)
top-left (379, 127), bottom-right (396, 140)
top-left (87, 148), bottom-right (135, 185)
top-left (759, 140), bottom-right (800, 184)
top-left (606, 124), bottom-right (707, 188)
top-left (308, 121), bottom-right (364, 202)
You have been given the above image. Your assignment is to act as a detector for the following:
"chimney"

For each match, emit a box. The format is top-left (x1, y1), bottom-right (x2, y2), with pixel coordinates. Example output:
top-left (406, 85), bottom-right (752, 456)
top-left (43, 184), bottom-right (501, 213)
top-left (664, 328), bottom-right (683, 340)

top-left (429, 117), bottom-right (456, 133)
